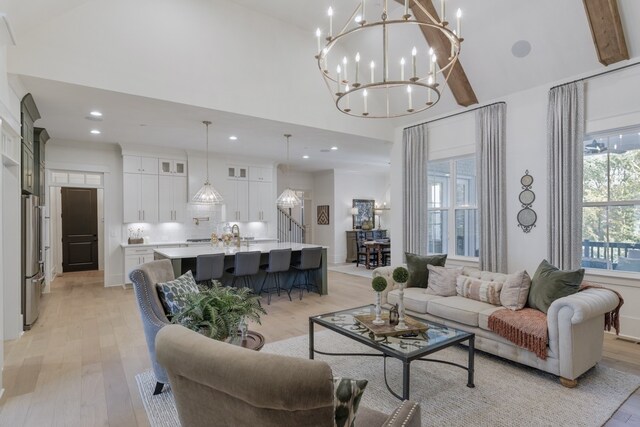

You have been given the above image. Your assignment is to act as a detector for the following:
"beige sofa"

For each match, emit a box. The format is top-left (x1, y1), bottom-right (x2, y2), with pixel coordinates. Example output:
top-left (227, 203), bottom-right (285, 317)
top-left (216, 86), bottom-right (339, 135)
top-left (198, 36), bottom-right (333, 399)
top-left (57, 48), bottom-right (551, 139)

top-left (373, 265), bottom-right (620, 387)
top-left (156, 325), bottom-right (421, 427)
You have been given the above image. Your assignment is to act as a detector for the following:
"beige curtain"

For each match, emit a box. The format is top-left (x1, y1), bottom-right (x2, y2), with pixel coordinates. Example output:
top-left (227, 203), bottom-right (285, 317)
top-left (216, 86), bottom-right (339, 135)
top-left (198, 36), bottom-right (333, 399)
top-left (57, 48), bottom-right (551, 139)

top-left (403, 125), bottom-right (428, 255)
top-left (547, 82), bottom-right (585, 269)
top-left (476, 103), bottom-right (507, 273)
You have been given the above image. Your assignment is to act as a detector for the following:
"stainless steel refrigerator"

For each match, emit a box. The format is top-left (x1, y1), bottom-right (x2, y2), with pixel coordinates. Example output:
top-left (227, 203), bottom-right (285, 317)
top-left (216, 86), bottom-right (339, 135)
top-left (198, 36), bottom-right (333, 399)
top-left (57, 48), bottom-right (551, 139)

top-left (22, 194), bottom-right (44, 330)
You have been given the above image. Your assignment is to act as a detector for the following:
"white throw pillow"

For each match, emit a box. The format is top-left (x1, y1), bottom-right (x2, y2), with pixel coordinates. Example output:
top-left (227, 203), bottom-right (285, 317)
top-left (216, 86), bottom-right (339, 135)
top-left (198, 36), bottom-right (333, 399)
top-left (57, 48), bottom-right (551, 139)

top-left (500, 270), bottom-right (532, 311)
top-left (426, 265), bottom-right (462, 297)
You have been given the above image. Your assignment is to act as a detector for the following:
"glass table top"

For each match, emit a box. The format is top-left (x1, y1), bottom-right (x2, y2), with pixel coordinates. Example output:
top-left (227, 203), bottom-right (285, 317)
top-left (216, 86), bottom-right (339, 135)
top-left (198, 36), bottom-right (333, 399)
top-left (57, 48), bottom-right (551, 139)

top-left (312, 304), bottom-right (472, 358)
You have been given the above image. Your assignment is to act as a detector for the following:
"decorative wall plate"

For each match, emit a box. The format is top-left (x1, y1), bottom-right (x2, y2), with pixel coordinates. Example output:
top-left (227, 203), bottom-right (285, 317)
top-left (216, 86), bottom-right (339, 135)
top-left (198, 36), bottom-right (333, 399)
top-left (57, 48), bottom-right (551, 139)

top-left (517, 170), bottom-right (537, 233)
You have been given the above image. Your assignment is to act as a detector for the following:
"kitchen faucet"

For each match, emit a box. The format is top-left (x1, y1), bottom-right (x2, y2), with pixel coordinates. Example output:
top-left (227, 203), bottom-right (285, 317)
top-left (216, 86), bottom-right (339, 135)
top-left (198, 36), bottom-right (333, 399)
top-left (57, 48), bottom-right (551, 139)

top-left (231, 224), bottom-right (240, 248)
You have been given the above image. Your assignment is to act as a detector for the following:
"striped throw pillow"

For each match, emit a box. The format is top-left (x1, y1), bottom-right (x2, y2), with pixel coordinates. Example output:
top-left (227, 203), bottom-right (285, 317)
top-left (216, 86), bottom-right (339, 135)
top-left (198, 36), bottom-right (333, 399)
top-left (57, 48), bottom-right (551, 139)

top-left (456, 275), bottom-right (503, 305)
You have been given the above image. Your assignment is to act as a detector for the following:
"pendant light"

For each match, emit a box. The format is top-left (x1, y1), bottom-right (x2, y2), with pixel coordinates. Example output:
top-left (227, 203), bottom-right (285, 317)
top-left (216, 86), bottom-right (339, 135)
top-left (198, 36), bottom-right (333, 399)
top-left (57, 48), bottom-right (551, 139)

top-left (276, 134), bottom-right (301, 208)
top-left (192, 120), bottom-right (224, 204)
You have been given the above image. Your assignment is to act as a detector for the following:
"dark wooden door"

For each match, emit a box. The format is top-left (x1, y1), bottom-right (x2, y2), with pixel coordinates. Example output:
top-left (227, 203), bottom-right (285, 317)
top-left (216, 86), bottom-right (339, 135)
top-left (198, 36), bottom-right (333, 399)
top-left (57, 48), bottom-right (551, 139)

top-left (62, 187), bottom-right (98, 272)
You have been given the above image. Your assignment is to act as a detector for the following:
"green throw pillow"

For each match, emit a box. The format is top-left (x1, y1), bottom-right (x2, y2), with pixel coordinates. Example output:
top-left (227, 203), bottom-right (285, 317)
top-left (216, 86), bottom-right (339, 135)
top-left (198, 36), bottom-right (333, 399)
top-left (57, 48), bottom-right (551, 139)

top-left (333, 377), bottom-right (367, 427)
top-left (527, 260), bottom-right (584, 314)
top-left (405, 252), bottom-right (447, 288)
top-left (156, 270), bottom-right (199, 316)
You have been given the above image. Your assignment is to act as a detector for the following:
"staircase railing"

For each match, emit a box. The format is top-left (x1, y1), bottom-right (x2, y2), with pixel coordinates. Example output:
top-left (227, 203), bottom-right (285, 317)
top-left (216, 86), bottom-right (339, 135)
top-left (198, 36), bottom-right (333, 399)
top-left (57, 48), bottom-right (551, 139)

top-left (277, 207), bottom-right (305, 243)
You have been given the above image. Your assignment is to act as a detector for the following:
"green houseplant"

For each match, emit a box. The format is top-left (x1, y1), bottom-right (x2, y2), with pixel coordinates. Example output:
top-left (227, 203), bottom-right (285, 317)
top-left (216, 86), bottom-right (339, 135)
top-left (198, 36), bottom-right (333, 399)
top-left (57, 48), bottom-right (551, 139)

top-left (172, 282), bottom-right (267, 341)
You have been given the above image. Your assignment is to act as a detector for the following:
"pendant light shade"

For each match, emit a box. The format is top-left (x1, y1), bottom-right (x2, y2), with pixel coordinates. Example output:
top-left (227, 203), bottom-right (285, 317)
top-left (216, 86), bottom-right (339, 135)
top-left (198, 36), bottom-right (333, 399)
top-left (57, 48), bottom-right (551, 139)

top-left (277, 134), bottom-right (301, 208)
top-left (192, 121), bottom-right (224, 204)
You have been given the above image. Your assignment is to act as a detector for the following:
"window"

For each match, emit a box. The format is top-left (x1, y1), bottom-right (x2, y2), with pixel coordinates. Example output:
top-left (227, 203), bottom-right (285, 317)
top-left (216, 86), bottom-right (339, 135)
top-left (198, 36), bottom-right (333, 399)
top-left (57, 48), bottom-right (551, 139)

top-left (427, 157), bottom-right (479, 257)
top-left (583, 128), bottom-right (640, 272)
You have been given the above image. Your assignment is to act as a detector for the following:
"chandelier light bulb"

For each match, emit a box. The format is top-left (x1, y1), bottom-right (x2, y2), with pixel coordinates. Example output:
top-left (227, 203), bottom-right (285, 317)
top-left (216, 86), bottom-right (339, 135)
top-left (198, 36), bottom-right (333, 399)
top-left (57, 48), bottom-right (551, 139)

top-left (355, 52), bottom-right (361, 85)
top-left (370, 60), bottom-right (375, 83)
top-left (411, 47), bottom-right (417, 79)
top-left (400, 57), bottom-right (405, 80)
top-left (328, 6), bottom-right (334, 38)
top-left (363, 89), bottom-right (368, 115)
top-left (342, 56), bottom-right (348, 81)
top-left (456, 8), bottom-right (462, 37)
top-left (440, 0), bottom-right (446, 22)
top-left (315, 28), bottom-right (321, 52)
top-left (355, 15), bottom-right (362, 23)
top-left (407, 85), bottom-right (413, 111)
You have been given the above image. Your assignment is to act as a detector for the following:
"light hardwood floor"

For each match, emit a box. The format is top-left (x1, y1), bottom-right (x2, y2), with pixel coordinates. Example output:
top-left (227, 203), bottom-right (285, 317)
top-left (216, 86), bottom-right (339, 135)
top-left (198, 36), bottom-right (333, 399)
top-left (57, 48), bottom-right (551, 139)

top-left (1, 270), bottom-right (639, 426)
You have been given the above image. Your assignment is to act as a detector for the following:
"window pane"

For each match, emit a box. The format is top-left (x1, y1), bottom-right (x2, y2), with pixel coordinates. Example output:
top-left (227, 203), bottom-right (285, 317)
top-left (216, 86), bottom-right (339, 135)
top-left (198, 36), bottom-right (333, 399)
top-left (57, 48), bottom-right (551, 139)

top-left (609, 134), bottom-right (640, 201)
top-left (455, 209), bottom-right (479, 257)
top-left (609, 205), bottom-right (640, 272)
top-left (428, 161), bottom-right (450, 209)
top-left (583, 137), bottom-right (608, 203)
top-left (428, 209), bottom-right (448, 254)
top-left (582, 206), bottom-right (609, 269)
top-left (455, 158), bottom-right (476, 207)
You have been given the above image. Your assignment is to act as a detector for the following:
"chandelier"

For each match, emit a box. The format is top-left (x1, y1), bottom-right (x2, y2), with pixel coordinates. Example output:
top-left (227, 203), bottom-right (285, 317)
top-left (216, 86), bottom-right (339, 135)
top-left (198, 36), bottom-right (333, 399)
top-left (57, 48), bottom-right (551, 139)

top-left (192, 120), bottom-right (224, 204)
top-left (315, 0), bottom-right (464, 118)
top-left (276, 134), bottom-right (302, 208)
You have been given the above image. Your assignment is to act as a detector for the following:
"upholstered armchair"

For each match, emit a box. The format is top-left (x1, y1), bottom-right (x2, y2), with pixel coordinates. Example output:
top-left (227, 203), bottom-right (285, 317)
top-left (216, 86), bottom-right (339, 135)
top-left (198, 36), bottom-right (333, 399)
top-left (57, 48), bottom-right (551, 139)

top-left (156, 325), bottom-right (421, 427)
top-left (130, 259), bottom-right (174, 395)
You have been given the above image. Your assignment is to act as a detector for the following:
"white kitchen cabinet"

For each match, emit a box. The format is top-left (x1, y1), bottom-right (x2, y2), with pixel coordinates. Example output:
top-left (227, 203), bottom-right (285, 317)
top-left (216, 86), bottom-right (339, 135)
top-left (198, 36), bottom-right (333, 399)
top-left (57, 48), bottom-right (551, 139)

top-left (227, 164), bottom-right (248, 180)
top-left (123, 247), bottom-right (156, 284)
top-left (249, 166), bottom-right (272, 182)
top-left (159, 158), bottom-right (187, 176)
top-left (159, 175), bottom-right (187, 222)
top-left (123, 173), bottom-right (159, 223)
top-left (123, 155), bottom-right (158, 175)
top-left (224, 179), bottom-right (249, 221)
top-left (249, 181), bottom-right (273, 222)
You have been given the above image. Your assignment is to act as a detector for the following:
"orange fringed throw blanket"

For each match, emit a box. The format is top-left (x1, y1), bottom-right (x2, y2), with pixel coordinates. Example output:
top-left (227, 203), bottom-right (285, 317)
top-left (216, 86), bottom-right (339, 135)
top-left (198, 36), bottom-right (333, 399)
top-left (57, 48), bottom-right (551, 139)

top-left (488, 284), bottom-right (624, 360)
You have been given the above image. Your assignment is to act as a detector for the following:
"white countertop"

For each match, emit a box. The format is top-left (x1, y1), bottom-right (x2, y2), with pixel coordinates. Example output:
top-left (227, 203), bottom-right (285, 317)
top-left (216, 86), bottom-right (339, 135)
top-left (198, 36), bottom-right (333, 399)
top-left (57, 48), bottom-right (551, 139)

top-left (121, 237), bottom-right (278, 248)
top-left (154, 242), bottom-right (326, 259)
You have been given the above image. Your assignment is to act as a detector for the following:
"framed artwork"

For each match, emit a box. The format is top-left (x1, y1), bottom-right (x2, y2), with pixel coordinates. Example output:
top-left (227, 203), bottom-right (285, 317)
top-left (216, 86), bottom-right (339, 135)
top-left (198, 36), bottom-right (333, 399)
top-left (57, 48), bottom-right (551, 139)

top-left (352, 199), bottom-right (375, 229)
top-left (317, 205), bottom-right (330, 225)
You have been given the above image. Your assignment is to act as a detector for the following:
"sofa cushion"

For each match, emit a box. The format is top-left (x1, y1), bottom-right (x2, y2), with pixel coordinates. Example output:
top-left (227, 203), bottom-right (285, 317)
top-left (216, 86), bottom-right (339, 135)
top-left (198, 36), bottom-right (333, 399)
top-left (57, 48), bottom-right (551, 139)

top-left (461, 267), bottom-right (509, 283)
top-left (387, 288), bottom-right (443, 314)
top-left (333, 377), bottom-right (367, 427)
top-left (427, 296), bottom-right (497, 327)
top-left (426, 265), bottom-right (462, 297)
top-left (500, 270), bottom-right (532, 311)
top-left (478, 306), bottom-right (507, 331)
top-left (405, 253), bottom-right (447, 288)
top-left (156, 270), bottom-right (199, 315)
top-left (528, 260), bottom-right (584, 314)
top-left (456, 275), bottom-right (503, 305)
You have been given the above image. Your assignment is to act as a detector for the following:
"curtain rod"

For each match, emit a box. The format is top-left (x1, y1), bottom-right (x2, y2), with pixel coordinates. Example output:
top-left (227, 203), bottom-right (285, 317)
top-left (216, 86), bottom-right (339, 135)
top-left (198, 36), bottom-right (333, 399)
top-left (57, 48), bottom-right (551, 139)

top-left (549, 61), bottom-right (640, 91)
top-left (403, 101), bottom-right (506, 131)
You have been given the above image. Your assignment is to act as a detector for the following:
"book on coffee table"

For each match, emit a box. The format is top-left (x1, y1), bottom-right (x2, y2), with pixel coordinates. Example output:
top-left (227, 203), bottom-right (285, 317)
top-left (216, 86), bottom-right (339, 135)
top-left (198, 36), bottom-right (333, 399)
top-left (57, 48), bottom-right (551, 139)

top-left (354, 313), bottom-right (428, 337)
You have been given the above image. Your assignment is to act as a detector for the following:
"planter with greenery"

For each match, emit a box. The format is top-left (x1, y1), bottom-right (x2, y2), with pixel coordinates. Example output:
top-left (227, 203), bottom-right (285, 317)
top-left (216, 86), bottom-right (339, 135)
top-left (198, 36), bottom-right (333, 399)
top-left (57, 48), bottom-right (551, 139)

top-left (172, 282), bottom-right (267, 341)
top-left (371, 276), bottom-right (388, 325)
top-left (392, 266), bottom-right (410, 330)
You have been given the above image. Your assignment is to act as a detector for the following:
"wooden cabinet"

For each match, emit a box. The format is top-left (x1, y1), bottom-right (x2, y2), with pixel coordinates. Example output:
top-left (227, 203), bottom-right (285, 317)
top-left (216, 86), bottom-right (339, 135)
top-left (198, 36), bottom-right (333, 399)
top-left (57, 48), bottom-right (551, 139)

top-left (159, 175), bottom-right (187, 222)
top-left (224, 179), bottom-right (249, 221)
top-left (21, 144), bottom-right (35, 194)
top-left (227, 165), bottom-right (248, 180)
top-left (123, 155), bottom-right (158, 175)
top-left (123, 247), bottom-right (156, 284)
top-left (123, 173), bottom-right (158, 223)
top-left (249, 181), bottom-right (272, 222)
top-left (249, 166), bottom-right (272, 182)
top-left (159, 158), bottom-right (187, 176)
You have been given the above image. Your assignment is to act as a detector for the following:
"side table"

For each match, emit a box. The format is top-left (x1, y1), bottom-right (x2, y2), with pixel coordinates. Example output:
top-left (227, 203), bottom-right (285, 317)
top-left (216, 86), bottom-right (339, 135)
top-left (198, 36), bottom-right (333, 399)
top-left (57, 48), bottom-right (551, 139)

top-left (228, 330), bottom-right (265, 351)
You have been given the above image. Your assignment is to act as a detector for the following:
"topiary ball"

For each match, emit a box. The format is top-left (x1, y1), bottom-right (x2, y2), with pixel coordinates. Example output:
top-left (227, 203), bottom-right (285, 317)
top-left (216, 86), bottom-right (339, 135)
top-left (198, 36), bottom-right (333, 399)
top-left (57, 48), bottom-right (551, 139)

top-left (371, 276), bottom-right (387, 292)
top-left (392, 266), bottom-right (409, 284)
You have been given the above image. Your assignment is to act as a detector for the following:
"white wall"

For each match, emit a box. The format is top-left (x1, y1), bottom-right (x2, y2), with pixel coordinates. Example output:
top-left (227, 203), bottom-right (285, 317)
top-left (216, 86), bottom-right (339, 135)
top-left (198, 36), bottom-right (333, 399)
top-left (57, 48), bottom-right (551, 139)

top-left (389, 65), bottom-right (640, 339)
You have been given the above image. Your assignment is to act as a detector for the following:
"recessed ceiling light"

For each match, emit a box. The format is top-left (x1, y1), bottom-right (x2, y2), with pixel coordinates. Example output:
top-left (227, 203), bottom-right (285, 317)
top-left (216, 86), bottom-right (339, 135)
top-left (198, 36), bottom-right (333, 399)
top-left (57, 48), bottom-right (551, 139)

top-left (90, 129), bottom-right (101, 134)
top-left (229, 136), bottom-right (238, 140)
top-left (90, 111), bottom-right (102, 117)
top-left (303, 155), bottom-right (310, 159)
top-left (331, 146), bottom-right (338, 150)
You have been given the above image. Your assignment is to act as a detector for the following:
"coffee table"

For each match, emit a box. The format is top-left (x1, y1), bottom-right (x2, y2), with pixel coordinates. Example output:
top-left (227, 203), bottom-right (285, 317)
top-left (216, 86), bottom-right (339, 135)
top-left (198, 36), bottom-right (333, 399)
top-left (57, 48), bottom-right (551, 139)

top-left (309, 305), bottom-right (475, 400)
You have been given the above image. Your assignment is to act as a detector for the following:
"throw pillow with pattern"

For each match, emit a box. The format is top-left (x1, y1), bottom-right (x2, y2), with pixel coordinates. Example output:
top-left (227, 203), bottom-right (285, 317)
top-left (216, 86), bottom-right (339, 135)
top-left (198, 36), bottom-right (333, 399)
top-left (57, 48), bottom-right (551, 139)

top-left (456, 275), bottom-right (503, 305)
top-left (426, 265), bottom-right (462, 296)
top-left (333, 377), bottom-right (367, 427)
top-left (156, 270), bottom-right (199, 316)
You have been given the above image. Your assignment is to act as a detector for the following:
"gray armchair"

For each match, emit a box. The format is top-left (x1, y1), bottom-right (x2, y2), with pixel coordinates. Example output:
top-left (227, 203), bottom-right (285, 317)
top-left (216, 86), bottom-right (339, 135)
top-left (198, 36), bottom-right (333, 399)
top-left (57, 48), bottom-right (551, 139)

top-left (156, 325), bottom-right (421, 427)
top-left (130, 259), bottom-right (174, 395)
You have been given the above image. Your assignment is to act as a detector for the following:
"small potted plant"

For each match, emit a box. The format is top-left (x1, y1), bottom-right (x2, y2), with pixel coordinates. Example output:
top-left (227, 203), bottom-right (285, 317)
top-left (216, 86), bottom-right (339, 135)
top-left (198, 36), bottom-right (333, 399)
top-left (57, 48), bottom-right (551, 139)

top-left (371, 276), bottom-right (388, 325)
top-left (392, 267), bottom-right (410, 331)
top-left (172, 283), bottom-right (267, 341)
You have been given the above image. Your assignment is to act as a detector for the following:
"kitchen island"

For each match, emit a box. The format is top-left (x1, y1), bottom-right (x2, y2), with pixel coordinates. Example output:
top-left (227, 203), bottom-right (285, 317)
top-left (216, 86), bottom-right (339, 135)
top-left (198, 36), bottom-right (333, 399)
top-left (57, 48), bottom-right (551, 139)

top-left (154, 243), bottom-right (329, 295)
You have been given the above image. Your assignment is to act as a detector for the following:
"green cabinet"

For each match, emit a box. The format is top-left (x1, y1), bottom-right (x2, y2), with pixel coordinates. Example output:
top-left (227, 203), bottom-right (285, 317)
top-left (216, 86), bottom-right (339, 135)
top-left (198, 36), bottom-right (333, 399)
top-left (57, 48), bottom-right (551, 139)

top-left (20, 94), bottom-right (43, 196)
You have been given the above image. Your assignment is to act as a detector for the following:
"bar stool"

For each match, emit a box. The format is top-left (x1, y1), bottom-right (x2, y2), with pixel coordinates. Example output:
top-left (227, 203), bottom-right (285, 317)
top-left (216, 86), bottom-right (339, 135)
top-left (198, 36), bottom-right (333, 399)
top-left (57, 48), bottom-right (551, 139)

top-left (258, 248), bottom-right (292, 304)
top-left (195, 253), bottom-right (225, 286)
top-left (289, 247), bottom-right (322, 300)
top-left (226, 251), bottom-right (262, 291)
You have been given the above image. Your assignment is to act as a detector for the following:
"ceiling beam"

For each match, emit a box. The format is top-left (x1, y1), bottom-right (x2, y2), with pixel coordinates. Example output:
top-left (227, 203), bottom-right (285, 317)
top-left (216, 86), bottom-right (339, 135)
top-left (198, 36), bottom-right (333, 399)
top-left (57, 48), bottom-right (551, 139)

top-left (394, 0), bottom-right (478, 107)
top-left (582, 0), bottom-right (629, 66)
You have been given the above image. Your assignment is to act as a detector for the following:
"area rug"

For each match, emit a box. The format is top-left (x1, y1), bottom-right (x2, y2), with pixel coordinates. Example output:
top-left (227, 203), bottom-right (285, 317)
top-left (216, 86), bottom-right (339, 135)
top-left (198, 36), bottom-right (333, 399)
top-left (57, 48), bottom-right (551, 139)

top-left (136, 331), bottom-right (640, 427)
top-left (328, 263), bottom-right (373, 279)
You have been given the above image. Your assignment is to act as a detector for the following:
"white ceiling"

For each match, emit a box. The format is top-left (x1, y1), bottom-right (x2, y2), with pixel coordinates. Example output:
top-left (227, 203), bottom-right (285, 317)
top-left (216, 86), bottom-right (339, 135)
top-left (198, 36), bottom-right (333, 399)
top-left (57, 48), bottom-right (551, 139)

top-left (6, 0), bottom-right (640, 172)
